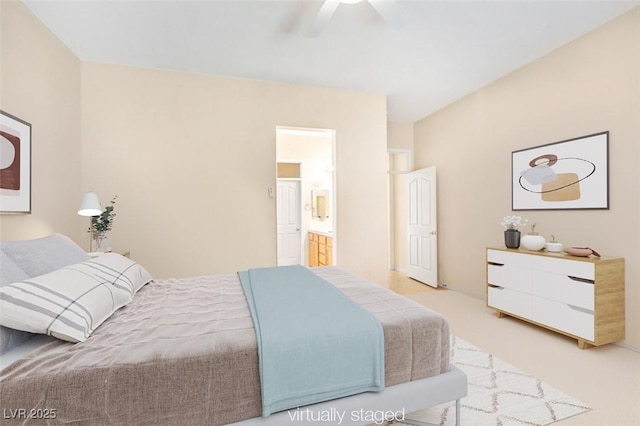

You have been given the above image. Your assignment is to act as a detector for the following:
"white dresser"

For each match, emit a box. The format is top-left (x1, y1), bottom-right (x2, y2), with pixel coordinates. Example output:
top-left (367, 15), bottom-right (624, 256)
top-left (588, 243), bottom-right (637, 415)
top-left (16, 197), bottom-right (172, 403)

top-left (486, 247), bottom-right (625, 349)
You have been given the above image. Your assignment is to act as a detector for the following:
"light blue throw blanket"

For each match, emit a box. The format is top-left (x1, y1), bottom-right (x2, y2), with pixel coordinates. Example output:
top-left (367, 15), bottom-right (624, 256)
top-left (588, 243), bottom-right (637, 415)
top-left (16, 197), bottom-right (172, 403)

top-left (238, 265), bottom-right (385, 416)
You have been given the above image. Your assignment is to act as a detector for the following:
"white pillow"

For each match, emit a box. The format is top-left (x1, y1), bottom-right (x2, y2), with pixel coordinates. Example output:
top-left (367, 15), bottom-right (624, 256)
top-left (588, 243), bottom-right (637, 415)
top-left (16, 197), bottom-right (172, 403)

top-left (0, 253), bottom-right (152, 343)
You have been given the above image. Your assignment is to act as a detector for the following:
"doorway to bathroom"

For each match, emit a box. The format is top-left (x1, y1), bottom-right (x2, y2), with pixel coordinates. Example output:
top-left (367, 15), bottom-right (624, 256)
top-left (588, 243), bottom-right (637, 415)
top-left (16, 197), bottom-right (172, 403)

top-left (276, 127), bottom-right (335, 267)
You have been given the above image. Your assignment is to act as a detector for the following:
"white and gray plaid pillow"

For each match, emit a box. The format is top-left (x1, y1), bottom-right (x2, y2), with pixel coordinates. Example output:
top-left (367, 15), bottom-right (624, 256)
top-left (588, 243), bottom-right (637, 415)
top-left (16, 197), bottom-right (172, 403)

top-left (0, 253), bottom-right (152, 343)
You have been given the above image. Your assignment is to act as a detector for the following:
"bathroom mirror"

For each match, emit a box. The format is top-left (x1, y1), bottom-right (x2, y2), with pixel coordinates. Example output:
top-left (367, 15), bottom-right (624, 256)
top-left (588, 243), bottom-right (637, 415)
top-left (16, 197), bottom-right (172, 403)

top-left (312, 189), bottom-right (330, 219)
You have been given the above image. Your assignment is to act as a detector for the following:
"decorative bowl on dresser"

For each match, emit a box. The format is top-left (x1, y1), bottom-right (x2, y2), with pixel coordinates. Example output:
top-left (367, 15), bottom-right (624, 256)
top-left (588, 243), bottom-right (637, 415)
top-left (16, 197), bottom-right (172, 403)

top-left (486, 247), bottom-right (625, 349)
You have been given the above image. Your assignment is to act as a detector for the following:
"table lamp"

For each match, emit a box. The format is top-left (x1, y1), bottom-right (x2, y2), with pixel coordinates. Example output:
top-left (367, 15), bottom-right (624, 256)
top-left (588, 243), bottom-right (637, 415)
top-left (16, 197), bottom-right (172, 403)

top-left (78, 192), bottom-right (102, 252)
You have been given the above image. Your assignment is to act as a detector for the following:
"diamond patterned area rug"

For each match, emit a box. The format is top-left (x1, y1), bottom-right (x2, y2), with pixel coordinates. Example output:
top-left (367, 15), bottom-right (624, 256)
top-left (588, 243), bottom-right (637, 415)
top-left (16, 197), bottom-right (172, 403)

top-left (398, 336), bottom-right (591, 426)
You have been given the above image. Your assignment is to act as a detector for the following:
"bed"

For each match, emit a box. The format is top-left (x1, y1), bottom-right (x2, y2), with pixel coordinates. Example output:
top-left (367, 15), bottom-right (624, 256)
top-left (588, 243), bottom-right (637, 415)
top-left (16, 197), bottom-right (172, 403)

top-left (0, 234), bottom-right (466, 425)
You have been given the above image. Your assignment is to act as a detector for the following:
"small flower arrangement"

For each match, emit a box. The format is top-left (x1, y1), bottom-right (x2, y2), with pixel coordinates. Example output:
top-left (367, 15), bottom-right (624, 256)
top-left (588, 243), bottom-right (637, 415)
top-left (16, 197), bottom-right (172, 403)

top-left (89, 195), bottom-right (117, 246)
top-left (500, 215), bottom-right (527, 230)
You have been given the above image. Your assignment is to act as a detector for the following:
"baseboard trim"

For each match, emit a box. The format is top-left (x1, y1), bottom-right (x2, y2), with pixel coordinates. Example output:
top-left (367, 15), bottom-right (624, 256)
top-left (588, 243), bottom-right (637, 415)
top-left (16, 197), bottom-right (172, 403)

top-left (442, 284), bottom-right (485, 301)
top-left (613, 341), bottom-right (640, 353)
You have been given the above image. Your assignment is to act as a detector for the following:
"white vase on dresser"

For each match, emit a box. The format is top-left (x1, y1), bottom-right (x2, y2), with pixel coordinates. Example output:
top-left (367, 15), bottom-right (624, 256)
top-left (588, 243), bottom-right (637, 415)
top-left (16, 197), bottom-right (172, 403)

top-left (520, 234), bottom-right (546, 251)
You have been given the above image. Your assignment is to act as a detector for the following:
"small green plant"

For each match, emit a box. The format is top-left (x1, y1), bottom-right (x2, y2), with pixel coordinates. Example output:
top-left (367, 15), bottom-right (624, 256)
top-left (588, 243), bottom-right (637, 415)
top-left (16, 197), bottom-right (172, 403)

top-left (89, 195), bottom-right (117, 243)
top-left (529, 223), bottom-right (538, 235)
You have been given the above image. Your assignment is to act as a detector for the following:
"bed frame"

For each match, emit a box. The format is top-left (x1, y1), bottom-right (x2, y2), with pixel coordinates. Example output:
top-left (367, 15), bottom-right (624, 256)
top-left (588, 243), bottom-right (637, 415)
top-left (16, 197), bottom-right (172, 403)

top-left (3, 336), bottom-right (466, 426)
top-left (232, 365), bottom-right (467, 426)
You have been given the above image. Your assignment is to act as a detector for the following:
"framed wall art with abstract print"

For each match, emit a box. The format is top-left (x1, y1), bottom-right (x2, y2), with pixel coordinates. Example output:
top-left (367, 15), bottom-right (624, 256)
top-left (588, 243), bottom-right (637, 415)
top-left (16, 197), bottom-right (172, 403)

top-left (0, 110), bottom-right (31, 214)
top-left (512, 132), bottom-right (609, 210)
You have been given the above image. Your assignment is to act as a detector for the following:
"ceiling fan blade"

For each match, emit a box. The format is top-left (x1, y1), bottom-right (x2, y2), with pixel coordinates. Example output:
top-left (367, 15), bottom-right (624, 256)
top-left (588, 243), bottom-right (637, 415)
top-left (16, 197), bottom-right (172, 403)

top-left (305, 0), bottom-right (341, 38)
top-left (368, 0), bottom-right (407, 29)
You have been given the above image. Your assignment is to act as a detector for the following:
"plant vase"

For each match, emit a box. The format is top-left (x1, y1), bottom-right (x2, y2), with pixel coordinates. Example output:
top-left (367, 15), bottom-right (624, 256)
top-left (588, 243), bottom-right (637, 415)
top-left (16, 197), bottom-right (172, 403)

top-left (92, 234), bottom-right (111, 253)
top-left (504, 229), bottom-right (521, 249)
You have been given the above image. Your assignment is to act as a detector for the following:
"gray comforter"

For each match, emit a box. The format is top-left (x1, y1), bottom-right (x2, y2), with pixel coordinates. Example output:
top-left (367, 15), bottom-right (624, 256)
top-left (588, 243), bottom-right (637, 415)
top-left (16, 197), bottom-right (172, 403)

top-left (0, 267), bottom-right (449, 425)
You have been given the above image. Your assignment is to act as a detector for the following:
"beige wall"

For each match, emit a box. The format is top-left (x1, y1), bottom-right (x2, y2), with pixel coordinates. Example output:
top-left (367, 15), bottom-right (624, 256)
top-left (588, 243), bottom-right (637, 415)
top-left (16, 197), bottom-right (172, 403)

top-left (414, 8), bottom-right (640, 349)
top-left (388, 122), bottom-right (415, 152)
top-left (81, 63), bottom-right (389, 282)
top-left (0, 1), bottom-right (388, 285)
top-left (0, 1), bottom-right (82, 243)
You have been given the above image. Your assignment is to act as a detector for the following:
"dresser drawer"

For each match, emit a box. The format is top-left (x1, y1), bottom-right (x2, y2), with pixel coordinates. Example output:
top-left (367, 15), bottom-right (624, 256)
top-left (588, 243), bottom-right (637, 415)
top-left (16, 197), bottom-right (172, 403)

top-left (532, 296), bottom-right (594, 341)
top-left (487, 263), bottom-right (532, 293)
top-left (487, 249), bottom-right (531, 268)
top-left (488, 286), bottom-right (532, 319)
top-left (532, 270), bottom-right (594, 310)
top-left (531, 256), bottom-right (594, 281)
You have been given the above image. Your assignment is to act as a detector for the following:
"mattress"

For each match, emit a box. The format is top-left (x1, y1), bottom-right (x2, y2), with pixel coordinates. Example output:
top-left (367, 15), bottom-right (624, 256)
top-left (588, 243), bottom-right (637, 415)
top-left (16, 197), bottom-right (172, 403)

top-left (0, 267), bottom-right (449, 425)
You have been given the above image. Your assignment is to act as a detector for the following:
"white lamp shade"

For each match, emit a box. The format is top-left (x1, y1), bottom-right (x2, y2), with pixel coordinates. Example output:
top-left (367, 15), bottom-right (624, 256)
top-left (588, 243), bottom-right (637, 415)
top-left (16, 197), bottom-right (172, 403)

top-left (78, 192), bottom-right (102, 216)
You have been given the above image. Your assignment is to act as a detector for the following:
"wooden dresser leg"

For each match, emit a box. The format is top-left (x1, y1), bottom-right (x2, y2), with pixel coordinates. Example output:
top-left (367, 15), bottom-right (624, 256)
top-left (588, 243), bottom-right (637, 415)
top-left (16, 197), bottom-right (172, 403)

top-left (578, 340), bottom-right (591, 349)
top-left (496, 311), bottom-right (506, 318)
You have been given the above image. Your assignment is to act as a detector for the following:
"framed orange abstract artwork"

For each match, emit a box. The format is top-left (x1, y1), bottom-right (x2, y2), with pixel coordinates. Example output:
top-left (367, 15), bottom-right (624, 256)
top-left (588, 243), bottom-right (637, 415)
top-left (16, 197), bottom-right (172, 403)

top-left (0, 110), bottom-right (31, 214)
top-left (512, 132), bottom-right (609, 210)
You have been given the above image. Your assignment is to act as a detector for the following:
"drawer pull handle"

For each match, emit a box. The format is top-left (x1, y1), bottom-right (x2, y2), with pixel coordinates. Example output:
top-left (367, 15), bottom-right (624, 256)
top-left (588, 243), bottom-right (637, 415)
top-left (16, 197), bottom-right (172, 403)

top-left (567, 275), bottom-right (595, 284)
top-left (568, 304), bottom-right (594, 315)
top-left (488, 284), bottom-right (504, 290)
top-left (488, 262), bottom-right (504, 267)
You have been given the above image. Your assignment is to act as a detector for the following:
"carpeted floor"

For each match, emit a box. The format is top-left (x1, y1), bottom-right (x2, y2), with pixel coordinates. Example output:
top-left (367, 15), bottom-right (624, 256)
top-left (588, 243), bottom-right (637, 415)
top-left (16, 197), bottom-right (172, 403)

top-left (397, 336), bottom-right (591, 426)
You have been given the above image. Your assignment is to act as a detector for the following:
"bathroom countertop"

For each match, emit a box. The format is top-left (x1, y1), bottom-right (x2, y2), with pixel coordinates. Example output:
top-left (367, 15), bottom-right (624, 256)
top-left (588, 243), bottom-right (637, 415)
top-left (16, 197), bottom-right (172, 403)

top-left (308, 229), bottom-right (333, 238)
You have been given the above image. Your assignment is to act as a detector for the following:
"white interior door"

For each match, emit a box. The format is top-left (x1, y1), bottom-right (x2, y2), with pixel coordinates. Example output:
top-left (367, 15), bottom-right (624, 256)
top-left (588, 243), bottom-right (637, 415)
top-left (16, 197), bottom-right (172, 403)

top-left (277, 180), bottom-right (301, 266)
top-left (407, 167), bottom-right (438, 287)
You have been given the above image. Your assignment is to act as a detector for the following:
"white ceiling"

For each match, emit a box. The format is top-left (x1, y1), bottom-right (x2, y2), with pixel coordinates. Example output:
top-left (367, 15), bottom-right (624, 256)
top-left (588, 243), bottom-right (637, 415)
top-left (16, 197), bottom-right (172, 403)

top-left (23, 0), bottom-right (640, 122)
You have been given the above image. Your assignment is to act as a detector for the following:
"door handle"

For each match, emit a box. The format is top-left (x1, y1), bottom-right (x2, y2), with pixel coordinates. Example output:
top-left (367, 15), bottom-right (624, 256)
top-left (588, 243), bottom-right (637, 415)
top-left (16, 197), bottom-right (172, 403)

top-left (429, 231), bottom-right (438, 235)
